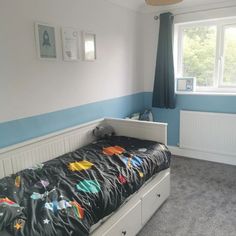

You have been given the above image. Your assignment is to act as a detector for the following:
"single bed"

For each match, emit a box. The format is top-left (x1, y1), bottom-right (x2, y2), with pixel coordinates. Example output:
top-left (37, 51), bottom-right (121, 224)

top-left (0, 118), bottom-right (171, 236)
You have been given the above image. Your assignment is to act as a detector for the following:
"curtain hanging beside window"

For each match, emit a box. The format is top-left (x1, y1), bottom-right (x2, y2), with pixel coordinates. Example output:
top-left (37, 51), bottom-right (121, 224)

top-left (152, 12), bottom-right (176, 109)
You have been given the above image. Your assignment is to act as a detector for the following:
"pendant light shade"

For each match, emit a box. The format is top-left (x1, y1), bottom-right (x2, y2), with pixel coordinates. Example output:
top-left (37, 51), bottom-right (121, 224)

top-left (145, 0), bottom-right (183, 6)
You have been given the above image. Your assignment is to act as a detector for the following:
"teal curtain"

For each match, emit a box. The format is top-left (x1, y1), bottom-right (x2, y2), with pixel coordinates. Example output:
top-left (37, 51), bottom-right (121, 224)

top-left (152, 12), bottom-right (176, 109)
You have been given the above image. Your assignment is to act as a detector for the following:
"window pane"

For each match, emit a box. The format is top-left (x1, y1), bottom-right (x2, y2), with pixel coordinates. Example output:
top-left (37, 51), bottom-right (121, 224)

top-left (223, 26), bottom-right (236, 86)
top-left (182, 26), bottom-right (217, 87)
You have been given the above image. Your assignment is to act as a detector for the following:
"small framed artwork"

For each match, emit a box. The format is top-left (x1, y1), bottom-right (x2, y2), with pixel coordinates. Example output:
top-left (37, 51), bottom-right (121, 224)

top-left (82, 32), bottom-right (96, 61)
top-left (35, 22), bottom-right (57, 60)
top-left (61, 28), bottom-right (80, 61)
top-left (176, 77), bottom-right (196, 92)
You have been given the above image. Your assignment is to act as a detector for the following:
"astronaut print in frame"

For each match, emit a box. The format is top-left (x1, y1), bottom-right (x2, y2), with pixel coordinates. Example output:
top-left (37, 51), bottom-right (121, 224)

top-left (35, 23), bottom-right (57, 60)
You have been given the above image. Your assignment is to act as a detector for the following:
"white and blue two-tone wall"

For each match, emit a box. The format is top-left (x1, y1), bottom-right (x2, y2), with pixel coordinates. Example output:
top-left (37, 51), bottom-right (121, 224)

top-left (141, 6), bottom-right (236, 147)
top-left (1, 0), bottom-right (236, 149)
top-left (0, 0), bottom-right (144, 148)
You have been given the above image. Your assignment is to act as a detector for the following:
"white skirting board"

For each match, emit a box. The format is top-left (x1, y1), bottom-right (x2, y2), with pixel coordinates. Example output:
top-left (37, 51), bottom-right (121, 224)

top-left (169, 146), bottom-right (236, 166)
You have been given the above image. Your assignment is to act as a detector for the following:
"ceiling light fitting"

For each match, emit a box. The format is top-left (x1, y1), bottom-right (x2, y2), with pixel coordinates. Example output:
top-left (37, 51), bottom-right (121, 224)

top-left (145, 0), bottom-right (183, 6)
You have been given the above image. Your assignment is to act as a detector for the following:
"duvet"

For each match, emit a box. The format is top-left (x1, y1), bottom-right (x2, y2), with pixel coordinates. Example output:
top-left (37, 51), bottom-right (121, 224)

top-left (0, 136), bottom-right (171, 236)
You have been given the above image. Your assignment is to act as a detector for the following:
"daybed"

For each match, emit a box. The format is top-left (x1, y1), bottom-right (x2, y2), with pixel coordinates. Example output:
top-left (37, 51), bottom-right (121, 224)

top-left (0, 118), bottom-right (171, 236)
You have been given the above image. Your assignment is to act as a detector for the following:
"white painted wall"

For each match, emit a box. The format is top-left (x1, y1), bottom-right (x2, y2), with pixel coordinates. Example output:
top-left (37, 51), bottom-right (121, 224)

top-left (142, 1), bottom-right (236, 92)
top-left (141, 12), bottom-right (159, 92)
top-left (2, 0), bottom-right (236, 124)
top-left (0, 0), bottom-right (143, 123)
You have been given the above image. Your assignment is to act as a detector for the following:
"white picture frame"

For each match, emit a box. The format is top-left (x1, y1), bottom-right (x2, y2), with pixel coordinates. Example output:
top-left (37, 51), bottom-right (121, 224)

top-left (82, 32), bottom-right (96, 61)
top-left (35, 22), bottom-right (57, 60)
top-left (61, 27), bottom-right (80, 61)
top-left (176, 77), bottom-right (196, 92)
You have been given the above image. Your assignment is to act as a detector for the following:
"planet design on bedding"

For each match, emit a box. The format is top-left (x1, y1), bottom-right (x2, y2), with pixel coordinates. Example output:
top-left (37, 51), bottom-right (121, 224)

top-left (70, 200), bottom-right (85, 219)
top-left (118, 174), bottom-right (127, 184)
top-left (76, 180), bottom-right (101, 194)
top-left (0, 136), bottom-right (171, 235)
top-left (67, 160), bottom-right (101, 195)
top-left (68, 160), bottom-right (94, 172)
top-left (102, 146), bottom-right (125, 156)
top-left (103, 146), bottom-right (144, 178)
top-left (0, 198), bottom-right (20, 208)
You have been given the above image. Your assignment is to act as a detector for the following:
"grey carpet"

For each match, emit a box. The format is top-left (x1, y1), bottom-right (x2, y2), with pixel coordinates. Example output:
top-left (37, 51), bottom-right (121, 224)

top-left (138, 156), bottom-right (236, 236)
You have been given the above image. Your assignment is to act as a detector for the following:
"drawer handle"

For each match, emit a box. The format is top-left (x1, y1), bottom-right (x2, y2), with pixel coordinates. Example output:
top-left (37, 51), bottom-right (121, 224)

top-left (157, 194), bottom-right (161, 198)
top-left (122, 230), bottom-right (127, 235)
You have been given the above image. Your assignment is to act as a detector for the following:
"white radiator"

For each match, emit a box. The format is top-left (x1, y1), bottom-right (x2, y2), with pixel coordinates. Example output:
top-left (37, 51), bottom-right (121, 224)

top-left (180, 110), bottom-right (236, 157)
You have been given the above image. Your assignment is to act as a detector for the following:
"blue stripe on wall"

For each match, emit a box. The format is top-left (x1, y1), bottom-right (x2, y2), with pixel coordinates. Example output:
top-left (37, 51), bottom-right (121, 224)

top-left (144, 92), bottom-right (236, 146)
top-left (0, 93), bottom-right (144, 148)
top-left (3, 91), bottom-right (235, 149)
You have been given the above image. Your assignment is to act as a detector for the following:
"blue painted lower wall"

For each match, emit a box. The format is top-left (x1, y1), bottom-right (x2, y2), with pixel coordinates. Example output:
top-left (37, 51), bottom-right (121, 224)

top-left (0, 93), bottom-right (144, 148)
top-left (2, 91), bottom-right (236, 149)
top-left (144, 92), bottom-right (236, 146)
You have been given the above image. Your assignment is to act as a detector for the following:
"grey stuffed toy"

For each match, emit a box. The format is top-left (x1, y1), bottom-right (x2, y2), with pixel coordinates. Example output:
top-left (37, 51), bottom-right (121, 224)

top-left (93, 125), bottom-right (115, 139)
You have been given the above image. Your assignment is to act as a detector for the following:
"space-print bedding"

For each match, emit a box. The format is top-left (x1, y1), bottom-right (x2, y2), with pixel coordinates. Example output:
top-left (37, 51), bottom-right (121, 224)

top-left (0, 136), bottom-right (171, 236)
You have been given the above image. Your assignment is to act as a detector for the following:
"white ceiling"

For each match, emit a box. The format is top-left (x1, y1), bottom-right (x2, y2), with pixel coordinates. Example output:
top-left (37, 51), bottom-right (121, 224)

top-left (106, 0), bottom-right (235, 13)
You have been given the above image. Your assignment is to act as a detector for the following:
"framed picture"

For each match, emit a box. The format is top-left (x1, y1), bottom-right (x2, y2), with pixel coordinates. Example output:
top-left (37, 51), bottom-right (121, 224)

top-left (82, 32), bottom-right (96, 61)
top-left (61, 28), bottom-right (80, 61)
top-left (176, 77), bottom-right (196, 92)
top-left (35, 22), bottom-right (57, 60)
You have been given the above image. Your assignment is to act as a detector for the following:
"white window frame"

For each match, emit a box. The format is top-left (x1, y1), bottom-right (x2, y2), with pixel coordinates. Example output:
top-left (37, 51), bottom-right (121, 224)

top-left (175, 17), bottom-right (236, 94)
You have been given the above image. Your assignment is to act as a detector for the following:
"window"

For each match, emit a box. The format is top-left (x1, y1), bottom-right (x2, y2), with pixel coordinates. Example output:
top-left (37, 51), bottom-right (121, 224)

top-left (175, 18), bottom-right (236, 93)
top-left (223, 25), bottom-right (236, 86)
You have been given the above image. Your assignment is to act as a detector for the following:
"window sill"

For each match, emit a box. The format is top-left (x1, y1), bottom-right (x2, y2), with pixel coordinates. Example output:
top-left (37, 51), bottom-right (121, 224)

top-left (175, 91), bottom-right (236, 96)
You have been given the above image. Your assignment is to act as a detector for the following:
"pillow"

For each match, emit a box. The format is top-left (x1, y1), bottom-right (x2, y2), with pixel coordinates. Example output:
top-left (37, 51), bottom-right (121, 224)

top-left (0, 198), bottom-right (24, 231)
top-left (92, 125), bottom-right (115, 139)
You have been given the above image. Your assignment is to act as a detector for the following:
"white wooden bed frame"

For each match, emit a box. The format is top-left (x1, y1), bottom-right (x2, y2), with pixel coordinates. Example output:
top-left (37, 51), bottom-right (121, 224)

top-left (0, 118), bottom-right (170, 236)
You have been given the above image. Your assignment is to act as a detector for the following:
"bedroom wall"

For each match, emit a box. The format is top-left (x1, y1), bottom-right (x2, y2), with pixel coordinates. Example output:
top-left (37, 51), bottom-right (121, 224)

top-left (0, 0), bottom-right (144, 148)
top-left (141, 4), bottom-right (236, 146)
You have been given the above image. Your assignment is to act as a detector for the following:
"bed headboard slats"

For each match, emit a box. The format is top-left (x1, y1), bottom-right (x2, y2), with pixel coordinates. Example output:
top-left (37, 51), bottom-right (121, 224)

top-left (0, 118), bottom-right (167, 178)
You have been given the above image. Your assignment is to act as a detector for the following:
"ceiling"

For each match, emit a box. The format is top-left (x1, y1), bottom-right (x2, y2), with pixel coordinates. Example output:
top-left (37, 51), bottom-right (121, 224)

top-left (106, 0), bottom-right (235, 13)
